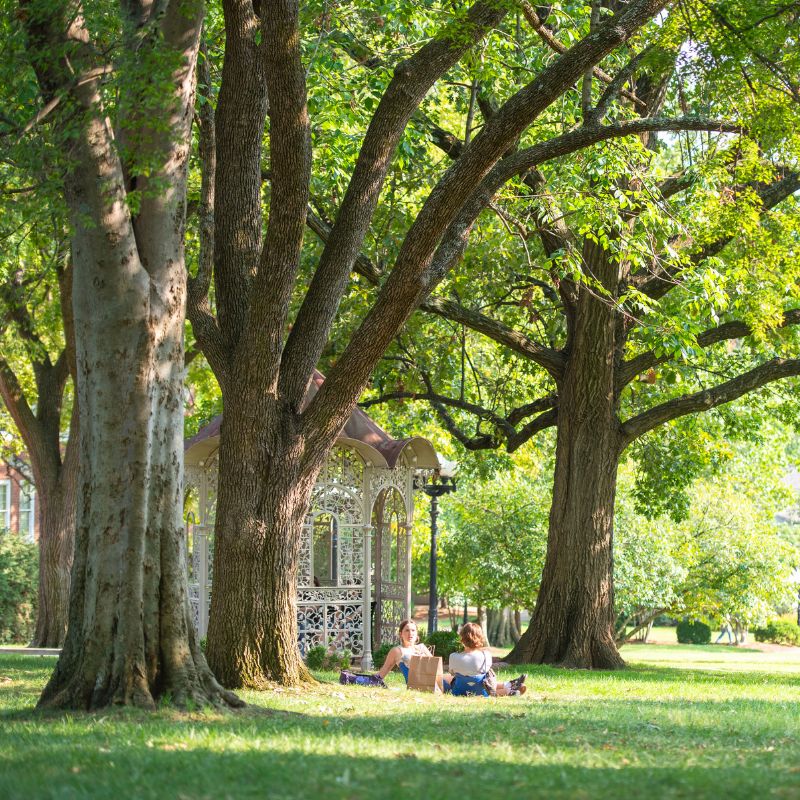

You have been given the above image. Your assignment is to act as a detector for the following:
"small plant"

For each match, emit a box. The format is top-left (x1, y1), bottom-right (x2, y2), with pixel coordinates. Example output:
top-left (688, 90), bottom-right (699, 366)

top-left (372, 642), bottom-right (393, 669)
top-left (305, 645), bottom-right (328, 670)
top-left (425, 629), bottom-right (462, 661)
top-left (199, 637), bottom-right (207, 652)
top-left (753, 619), bottom-right (800, 646)
top-left (305, 645), bottom-right (353, 671)
top-left (676, 618), bottom-right (712, 644)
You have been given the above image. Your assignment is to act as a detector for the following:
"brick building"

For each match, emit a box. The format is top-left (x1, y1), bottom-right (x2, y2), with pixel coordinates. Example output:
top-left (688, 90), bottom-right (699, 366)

top-left (0, 462), bottom-right (37, 541)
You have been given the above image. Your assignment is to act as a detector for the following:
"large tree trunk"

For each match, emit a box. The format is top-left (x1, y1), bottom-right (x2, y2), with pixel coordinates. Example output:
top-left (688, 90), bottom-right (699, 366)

top-left (31, 474), bottom-right (76, 648)
top-left (40, 235), bottom-right (237, 709)
top-left (507, 244), bottom-right (625, 669)
top-left (206, 393), bottom-right (317, 688)
top-left (34, 0), bottom-right (239, 711)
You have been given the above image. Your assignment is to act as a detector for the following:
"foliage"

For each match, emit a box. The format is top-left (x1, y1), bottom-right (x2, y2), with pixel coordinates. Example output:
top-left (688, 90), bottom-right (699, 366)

top-left (753, 620), bottom-right (800, 647)
top-left (676, 619), bottom-right (712, 645)
top-left (3, 647), bottom-right (800, 799)
top-left (437, 456), bottom-right (551, 611)
top-left (305, 645), bottom-right (352, 671)
top-left (0, 533), bottom-right (38, 644)
top-left (425, 629), bottom-right (462, 662)
top-left (614, 432), bottom-right (800, 641)
top-left (371, 642), bottom-right (393, 671)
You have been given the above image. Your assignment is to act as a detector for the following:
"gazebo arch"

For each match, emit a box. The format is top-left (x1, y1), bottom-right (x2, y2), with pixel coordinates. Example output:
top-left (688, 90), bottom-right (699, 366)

top-left (184, 372), bottom-right (441, 668)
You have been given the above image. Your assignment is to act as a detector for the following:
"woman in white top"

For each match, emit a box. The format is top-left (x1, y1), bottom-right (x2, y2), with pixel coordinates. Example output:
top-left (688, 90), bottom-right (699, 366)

top-left (448, 622), bottom-right (526, 696)
top-left (376, 619), bottom-right (432, 680)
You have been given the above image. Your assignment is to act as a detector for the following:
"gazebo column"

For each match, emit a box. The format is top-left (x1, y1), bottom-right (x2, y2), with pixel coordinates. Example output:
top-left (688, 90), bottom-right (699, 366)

top-left (404, 523), bottom-right (413, 625)
top-left (361, 522), bottom-right (374, 669)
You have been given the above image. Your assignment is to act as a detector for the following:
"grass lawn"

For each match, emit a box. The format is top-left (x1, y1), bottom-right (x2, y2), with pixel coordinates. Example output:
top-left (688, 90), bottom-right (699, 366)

top-left (1, 641), bottom-right (799, 800)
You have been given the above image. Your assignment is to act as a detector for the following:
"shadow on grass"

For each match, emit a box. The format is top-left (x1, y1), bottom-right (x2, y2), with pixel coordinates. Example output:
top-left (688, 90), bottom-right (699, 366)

top-left (2, 717), bottom-right (799, 800)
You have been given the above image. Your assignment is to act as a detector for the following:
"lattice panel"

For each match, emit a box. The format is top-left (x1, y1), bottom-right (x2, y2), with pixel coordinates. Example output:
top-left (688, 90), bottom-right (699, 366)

top-left (311, 485), bottom-right (361, 525)
top-left (297, 605), bottom-right (326, 654)
top-left (299, 523), bottom-right (313, 586)
top-left (320, 445), bottom-right (364, 489)
top-left (338, 526), bottom-right (364, 586)
top-left (379, 599), bottom-right (406, 645)
top-left (326, 604), bottom-right (364, 654)
top-left (298, 588), bottom-right (363, 603)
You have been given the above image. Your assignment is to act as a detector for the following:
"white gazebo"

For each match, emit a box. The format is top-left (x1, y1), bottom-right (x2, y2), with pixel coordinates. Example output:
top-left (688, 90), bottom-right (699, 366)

top-left (183, 372), bottom-right (442, 667)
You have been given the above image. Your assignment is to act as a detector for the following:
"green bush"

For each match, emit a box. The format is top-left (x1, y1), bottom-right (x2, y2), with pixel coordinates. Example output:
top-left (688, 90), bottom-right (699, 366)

top-left (372, 642), bottom-right (393, 669)
top-left (305, 645), bottom-right (353, 671)
top-left (425, 629), bottom-right (462, 662)
top-left (0, 532), bottom-right (38, 644)
top-left (753, 620), bottom-right (800, 646)
top-left (676, 619), bottom-right (712, 644)
top-left (305, 645), bottom-right (328, 670)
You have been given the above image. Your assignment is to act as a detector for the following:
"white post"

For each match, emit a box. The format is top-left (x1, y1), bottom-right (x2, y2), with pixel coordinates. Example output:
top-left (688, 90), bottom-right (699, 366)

top-left (197, 529), bottom-right (209, 637)
top-left (361, 465), bottom-right (374, 669)
top-left (361, 523), bottom-right (374, 669)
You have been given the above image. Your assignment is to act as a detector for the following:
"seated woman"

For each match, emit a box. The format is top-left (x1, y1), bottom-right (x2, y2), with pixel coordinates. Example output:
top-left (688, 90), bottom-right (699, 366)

top-left (375, 619), bottom-right (433, 682)
top-left (447, 623), bottom-right (527, 697)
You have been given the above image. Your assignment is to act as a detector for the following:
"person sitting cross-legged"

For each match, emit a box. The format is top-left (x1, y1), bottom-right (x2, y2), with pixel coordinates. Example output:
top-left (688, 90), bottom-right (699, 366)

top-left (445, 622), bottom-right (527, 697)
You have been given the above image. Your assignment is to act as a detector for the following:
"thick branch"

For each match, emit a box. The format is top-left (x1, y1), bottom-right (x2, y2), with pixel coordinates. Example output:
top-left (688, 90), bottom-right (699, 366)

top-left (519, 0), bottom-right (647, 110)
top-left (243, 0), bottom-right (312, 389)
top-left (619, 308), bottom-right (800, 387)
top-left (305, 0), bottom-right (670, 443)
top-left (620, 357), bottom-right (800, 448)
top-left (423, 297), bottom-right (565, 378)
top-left (279, 0), bottom-right (509, 407)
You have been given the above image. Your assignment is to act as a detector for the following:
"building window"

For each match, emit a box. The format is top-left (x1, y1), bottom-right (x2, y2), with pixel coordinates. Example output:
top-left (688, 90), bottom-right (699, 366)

top-left (19, 483), bottom-right (35, 541)
top-left (0, 481), bottom-right (9, 531)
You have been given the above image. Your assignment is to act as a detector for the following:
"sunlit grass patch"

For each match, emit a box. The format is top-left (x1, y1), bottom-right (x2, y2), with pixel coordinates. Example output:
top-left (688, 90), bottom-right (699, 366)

top-left (1, 646), bottom-right (799, 800)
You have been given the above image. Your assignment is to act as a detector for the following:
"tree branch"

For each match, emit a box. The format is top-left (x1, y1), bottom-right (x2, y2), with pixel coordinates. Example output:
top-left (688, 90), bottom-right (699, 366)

top-left (619, 357), bottom-right (800, 448)
top-left (619, 308), bottom-right (800, 387)
top-left (635, 167), bottom-right (800, 299)
top-left (244, 0), bottom-right (312, 389)
top-left (519, 0), bottom-right (648, 110)
top-left (279, 0), bottom-right (510, 408)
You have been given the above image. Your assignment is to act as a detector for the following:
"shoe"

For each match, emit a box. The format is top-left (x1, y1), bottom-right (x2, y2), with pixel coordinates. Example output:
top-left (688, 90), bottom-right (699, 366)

top-left (509, 685), bottom-right (527, 697)
top-left (508, 674), bottom-right (527, 692)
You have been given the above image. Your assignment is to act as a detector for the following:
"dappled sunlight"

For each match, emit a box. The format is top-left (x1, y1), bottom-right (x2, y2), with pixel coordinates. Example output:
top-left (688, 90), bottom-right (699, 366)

top-left (2, 650), bottom-right (799, 799)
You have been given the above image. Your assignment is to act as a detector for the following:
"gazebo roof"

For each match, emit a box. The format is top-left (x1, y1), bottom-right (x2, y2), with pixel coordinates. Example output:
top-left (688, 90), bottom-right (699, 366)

top-left (185, 371), bottom-right (441, 471)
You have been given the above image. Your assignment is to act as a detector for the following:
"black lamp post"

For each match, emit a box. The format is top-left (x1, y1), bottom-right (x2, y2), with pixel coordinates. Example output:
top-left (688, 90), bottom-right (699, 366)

top-left (416, 473), bottom-right (457, 635)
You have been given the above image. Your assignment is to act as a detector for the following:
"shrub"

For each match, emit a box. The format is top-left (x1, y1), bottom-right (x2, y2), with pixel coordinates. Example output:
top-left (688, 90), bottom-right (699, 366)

top-left (753, 620), bottom-right (800, 646)
top-left (305, 645), bottom-right (353, 671)
top-left (676, 619), bottom-right (711, 644)
top-left (305, 645), bottom-right (328, 670)
top-left (425, 629), bottom-right (462, 662)
top-left (372, 642), bottom-right (393, 669)
top-left (0, 532), bottom-right (38, 644)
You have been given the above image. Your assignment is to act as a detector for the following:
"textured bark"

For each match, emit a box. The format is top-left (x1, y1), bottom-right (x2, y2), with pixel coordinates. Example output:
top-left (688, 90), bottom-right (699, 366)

top-left (507, 243), bottom-right (625, 669)
top-left (0, 266), bottom-right (78, 648)
top-left (32, 470), bottom-right (76, 647)
top-left (25, 0), bottom-right (239, 710)
top-left (205, 392), bottom-right (317, 687)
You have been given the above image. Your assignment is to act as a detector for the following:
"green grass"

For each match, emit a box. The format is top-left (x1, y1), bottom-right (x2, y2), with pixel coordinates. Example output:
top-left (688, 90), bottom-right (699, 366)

top-left (1, 642), bottom-right (799, 800)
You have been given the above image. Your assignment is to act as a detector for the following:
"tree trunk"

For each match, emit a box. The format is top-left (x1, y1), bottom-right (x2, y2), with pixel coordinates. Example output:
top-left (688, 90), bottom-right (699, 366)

top-left (34, 3), bottom-right (240, 709)
top-left (511, 609), bottom-right (522, 643)
top-left (39, 241), bottom-right (238, 709)
top-left (31, 474), bottom-right (76, 648)
top-left (477, 604), bottom-right (487, 632)
top-left (205, 392), bottom-right (317, 688)
top-left (507, 245), bottom-right (625, 669)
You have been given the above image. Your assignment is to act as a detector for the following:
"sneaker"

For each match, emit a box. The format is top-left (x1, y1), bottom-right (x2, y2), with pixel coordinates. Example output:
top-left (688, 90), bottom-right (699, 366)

top-left (508, 674), bottom-right (527, 692)
top-left (509, 685), bottom-right (527, 697)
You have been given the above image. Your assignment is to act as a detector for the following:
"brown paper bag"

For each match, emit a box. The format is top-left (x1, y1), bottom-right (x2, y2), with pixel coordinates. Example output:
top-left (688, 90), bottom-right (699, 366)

top-left (407, 653), bottom-right (444, 693)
